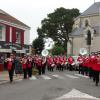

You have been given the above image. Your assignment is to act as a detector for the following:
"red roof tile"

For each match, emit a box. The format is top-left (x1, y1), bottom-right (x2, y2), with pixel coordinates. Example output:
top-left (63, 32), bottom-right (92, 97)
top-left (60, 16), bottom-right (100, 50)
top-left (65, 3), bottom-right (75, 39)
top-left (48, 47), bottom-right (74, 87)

top-left (0, 9), bottom-right (30, 28)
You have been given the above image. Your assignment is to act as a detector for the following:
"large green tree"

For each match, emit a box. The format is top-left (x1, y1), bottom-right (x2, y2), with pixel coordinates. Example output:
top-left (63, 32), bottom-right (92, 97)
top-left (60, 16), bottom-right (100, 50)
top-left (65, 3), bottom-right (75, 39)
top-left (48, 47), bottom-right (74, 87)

top-left (52, 45), bottom-right (65, 55)
top-left (32, 37), bottom-right (44, 54)
top-left (37, 7), bottom-right (80, 53)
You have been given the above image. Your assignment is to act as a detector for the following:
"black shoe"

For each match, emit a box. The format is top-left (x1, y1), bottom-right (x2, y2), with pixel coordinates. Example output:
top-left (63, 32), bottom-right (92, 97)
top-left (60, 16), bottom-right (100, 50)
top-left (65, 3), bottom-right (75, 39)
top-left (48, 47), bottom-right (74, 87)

top-left (96, 83), bottom-right (98, 86)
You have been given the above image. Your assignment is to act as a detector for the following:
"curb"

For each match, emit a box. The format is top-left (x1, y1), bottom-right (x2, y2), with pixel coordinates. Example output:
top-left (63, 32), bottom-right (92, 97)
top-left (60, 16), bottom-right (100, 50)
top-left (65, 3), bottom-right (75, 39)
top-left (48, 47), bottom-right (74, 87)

top-left (0, 78), bottom-right (23, 85)
top-left (0, 80), bottom-right (9, 85)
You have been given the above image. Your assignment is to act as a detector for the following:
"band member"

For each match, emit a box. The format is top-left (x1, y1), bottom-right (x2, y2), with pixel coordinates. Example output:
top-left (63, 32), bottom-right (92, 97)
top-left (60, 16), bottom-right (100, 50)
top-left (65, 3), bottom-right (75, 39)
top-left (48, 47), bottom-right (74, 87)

top-left (54, 56), bottom-right (58, 70)
top-left (42, 57), bottom-right (46, 74)
top-left (36, 57), bottom-right (42, 75)
top-left (68, 55), bottom-right (74, 71)
top-left (92, 52), bottom-right (100, 86)
top-left (47, 56), bottom-right (50, 71)
top-left (59, 56), bottom-right (64, 71)
top-left (56, 56), bottom-right (60, 71)
top-left (83, 55), bottom-right (89, 76)
top-left (6, 53), bottom-right (14, 83)
top-left (77, 54), bottom-right (83, 74)
top-left (63, 56), bottom-right (67, 70)
top-left (22, 56), bottom-right (27, 79)
top-left (27, 56), bottom-right (32, 78)
top-left (47, 56), bottom-right (54, 72)
top-left (51, 61), bottom-right (55, 72)
top-left (89, 53), bottom-right (97, 80)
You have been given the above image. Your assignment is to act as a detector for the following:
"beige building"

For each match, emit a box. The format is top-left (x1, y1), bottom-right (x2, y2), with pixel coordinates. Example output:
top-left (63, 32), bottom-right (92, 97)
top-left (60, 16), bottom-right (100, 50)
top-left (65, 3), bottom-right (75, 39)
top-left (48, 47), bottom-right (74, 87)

top-left (68, 2), bottom-right (100, 56)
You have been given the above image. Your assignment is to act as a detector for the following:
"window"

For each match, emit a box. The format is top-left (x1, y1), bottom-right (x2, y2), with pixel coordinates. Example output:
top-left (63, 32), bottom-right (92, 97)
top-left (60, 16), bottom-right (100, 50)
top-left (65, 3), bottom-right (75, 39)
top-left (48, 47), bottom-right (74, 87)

top-left (16, 31), bottom-right (20, 43)
top-left (85, 20), bottom-right (89, 27)
top-left (0, 26), bottom-right (2, 39)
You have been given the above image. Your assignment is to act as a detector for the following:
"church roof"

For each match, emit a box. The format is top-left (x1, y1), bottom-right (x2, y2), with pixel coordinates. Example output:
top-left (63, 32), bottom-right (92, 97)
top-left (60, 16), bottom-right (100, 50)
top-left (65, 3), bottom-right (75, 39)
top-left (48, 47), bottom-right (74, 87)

top-left (81, 2), bottom-right (100, 16)
top-left (70, 26), bottom-right (99, 37)
top-left (70, 27), bottom-right (83, 36)
top-left (0, 9), bottom-right (30, 28)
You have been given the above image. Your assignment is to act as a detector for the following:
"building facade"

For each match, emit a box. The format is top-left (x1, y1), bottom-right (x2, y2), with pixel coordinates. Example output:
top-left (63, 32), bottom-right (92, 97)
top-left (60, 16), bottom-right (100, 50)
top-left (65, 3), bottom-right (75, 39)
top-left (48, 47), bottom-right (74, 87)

top-left (0, 9), bottom-right (30, 54)
top-left (68, 2), bottom-right (100, 55)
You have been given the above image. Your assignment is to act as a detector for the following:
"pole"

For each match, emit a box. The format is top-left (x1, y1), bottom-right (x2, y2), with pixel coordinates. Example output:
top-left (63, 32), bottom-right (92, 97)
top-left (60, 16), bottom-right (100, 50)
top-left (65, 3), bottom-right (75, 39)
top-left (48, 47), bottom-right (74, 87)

top-left (71, 37), bottom-right (73, 56)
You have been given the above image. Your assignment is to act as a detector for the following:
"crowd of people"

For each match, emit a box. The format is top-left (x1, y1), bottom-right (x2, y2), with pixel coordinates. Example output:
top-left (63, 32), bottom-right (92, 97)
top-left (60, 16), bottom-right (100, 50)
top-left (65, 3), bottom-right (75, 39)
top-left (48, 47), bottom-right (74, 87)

top-left (4, 53), bottom-right (68, 83)
top-left (3, 51), bottom-right (100, 86)
top-left (76, 51), bottom-right (100, 86)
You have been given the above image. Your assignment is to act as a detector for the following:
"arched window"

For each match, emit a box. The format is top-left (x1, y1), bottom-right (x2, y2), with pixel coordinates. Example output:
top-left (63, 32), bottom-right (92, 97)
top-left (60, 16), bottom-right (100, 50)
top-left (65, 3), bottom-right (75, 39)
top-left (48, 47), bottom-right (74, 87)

top-left (87, 30), bottom-right (91, 45)
top-left (85, 20), bottom-right (89, 27)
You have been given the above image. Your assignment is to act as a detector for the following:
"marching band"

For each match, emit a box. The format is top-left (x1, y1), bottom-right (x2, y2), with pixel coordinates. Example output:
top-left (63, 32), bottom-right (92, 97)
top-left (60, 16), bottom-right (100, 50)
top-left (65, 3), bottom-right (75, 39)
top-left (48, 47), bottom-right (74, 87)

top-left (3, 51), bottom-right (100, 86)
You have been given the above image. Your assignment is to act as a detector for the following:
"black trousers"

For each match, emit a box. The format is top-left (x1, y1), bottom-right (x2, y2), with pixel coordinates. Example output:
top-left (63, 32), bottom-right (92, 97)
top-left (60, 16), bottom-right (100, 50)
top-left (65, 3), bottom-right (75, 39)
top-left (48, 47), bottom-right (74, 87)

top-left (94, 71), bottom-right (99, 86)
top-left (28, 68), bottom-right (32, 77)
top-left (49, 67), bottom-right (54, 72)
top-left (69, 64), bottom-right (73, 71)
top-left (23, 69), bottom-right (27, 79)
top-left (89, 68), bottom-right (94, 79)
top-left (42, 66), bottom-right (46, 74)
top-left (59, 65), bottom-right (63, 71)
top-left (79, 64), bottom-right (82, 74)
top-left (37, 67), bottom-right (42, 75)
top-left (8, 68), bottom-right (14, 82)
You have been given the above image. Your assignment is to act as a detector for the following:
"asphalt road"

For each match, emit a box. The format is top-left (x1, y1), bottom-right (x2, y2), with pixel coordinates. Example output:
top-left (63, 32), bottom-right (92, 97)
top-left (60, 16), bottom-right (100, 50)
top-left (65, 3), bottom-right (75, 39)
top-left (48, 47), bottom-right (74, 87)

top-left (0, 70), bottom-right (100, 100)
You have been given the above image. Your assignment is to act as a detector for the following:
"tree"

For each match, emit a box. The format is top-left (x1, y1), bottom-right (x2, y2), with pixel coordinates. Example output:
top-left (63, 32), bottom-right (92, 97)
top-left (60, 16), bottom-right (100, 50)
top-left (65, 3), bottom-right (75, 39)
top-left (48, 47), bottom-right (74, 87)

top-left (32, 37), bottom-right (44, 54)
top-left (37, 7), bottom-right (80, 53)
top-left (52, 45), bottom-right (65, 55)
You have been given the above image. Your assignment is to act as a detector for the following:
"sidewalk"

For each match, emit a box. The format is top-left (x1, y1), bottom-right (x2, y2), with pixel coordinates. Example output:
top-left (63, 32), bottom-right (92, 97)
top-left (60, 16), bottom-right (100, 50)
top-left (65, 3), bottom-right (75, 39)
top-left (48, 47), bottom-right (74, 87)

top-left (0, 71), bottom-right (23, 84)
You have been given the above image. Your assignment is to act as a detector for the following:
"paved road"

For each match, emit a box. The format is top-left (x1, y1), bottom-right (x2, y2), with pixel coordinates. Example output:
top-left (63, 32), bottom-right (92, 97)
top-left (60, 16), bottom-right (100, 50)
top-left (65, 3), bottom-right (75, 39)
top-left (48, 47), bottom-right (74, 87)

top-left (0, 70), bottom-right (100, 100)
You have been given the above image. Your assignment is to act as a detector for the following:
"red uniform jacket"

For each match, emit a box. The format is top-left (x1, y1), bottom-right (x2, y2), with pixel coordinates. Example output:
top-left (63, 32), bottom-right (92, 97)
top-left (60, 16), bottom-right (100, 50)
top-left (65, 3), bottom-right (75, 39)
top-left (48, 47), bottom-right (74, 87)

top-left (90, 55), bottom-right (97, 69)
top-left (93, 57), bottom-right (100, 71)
top-left (22, 58), bottom-right (27, 69)
top-left (77, 56), bottom-right (83, 66)
top-left (7, 58), bottom-right (13, 71)
top-left (68, 56), bottom-right (73, 64)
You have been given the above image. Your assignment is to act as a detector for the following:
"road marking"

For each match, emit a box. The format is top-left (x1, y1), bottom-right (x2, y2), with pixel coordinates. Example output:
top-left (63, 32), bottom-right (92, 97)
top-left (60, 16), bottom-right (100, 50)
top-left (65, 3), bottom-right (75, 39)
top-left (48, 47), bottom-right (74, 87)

top-left (41, 75), bottom-right (52, 80)
top-left (75, 74), bottom-right (89, 78)
top-left (65, 74), bottom-right (79, 79)
top-left (0, 81), bottom-right (8, 84)
top-left (55, 88), bottom-right (99, 100)
top-left (15, 79), bottom-right (23, 82)
top-left (52, 74), bottom-right (64, 79)
top-left (29, 76), bottom-right (37, 80)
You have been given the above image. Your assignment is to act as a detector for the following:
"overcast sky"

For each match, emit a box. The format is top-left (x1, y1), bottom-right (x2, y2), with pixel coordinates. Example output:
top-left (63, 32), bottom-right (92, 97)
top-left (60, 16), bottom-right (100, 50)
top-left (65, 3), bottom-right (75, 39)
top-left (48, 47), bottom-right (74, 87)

top-left (0, 0), bottom-right (99, 44)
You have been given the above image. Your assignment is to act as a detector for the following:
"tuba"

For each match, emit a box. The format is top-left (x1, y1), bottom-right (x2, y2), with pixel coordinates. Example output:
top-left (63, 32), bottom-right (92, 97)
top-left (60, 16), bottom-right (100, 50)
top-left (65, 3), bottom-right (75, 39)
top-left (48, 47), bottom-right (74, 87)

top-left (79, 48), bottom-right (87, 55)
top-left (41, 49), bottom-right (49, 57)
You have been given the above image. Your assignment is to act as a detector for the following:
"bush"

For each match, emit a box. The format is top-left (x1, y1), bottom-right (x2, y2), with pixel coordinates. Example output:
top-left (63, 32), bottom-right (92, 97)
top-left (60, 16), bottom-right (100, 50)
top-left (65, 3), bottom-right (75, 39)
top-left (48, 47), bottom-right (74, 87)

top-left (52, 45), bottom-right (65, 55)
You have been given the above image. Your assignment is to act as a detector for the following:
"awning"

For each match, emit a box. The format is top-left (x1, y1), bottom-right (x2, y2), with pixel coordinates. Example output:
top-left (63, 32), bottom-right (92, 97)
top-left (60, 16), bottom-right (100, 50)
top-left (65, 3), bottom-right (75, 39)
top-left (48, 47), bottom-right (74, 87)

top-left (15, 50), bottom-right (26, 53)
top-left (0, 49), bottom-right (12, 53)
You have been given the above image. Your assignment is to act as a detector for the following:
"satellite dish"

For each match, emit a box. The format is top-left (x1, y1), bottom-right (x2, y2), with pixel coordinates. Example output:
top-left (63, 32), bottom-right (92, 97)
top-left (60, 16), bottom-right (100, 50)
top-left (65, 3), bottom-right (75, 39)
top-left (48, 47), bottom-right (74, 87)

top-left (41, 49), bottom-right (49, 56)
top-left (80, 48), bottom-right (87, 55)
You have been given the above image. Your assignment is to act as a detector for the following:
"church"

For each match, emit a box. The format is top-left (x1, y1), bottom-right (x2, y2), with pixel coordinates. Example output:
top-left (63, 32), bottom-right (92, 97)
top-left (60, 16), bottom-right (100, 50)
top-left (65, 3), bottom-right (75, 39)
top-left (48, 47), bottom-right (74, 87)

top-left (68, 2), bottom-right (100, 56)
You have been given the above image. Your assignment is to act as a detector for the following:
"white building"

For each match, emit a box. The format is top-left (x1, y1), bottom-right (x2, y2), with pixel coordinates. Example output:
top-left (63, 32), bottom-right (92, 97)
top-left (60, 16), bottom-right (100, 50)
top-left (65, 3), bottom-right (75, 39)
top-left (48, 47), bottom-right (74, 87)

top-left (68, 2), bottom-right (100, 55)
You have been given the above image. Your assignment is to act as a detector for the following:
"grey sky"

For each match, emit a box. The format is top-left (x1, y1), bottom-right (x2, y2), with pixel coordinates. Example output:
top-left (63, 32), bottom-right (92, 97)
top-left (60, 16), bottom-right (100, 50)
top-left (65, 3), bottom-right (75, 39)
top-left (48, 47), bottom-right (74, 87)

top-left (0, 0), bottom-right (99, 43)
